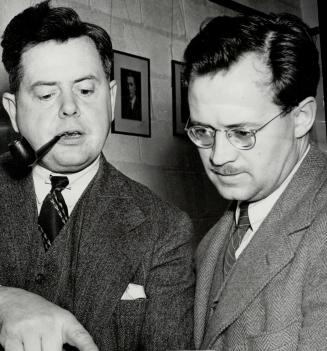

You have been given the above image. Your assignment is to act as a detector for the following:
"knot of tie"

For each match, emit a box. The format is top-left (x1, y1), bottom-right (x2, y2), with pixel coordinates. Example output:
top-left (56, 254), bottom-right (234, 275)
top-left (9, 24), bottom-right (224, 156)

top-left (50, 175), bottom-right (69, 193)
top-left (237, 201), bottom-right (250, 229)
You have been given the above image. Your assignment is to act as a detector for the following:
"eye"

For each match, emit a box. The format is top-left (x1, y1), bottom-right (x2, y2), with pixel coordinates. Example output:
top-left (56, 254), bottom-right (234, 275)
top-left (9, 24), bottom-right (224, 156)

top-left (229, 129), bottom-right (252, 139)
top-left (79, 88), bottom-right (94, 96)
top-left (74, 80), bottom-right (96, 96)
top-left (34, 86), bottom-right (58, 101)
top-left (38, 93), bottom-right (55, 101)
top-left (193, 126), bottom-right (215, 138)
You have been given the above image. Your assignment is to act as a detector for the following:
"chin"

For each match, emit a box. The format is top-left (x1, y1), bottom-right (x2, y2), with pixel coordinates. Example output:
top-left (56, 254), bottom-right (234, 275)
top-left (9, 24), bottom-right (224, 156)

top-left (42, 155), bottom-right (93, 173)
top-left (40, 162), bottom-right (85, 174)
top-left (215, 184), bottom-right (252, 201)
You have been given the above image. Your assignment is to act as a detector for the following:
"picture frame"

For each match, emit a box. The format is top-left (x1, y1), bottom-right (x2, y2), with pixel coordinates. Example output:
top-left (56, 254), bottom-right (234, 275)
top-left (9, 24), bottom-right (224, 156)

top-left (172, 60), bottom-right (189, 136)
top-left (112, 50), bottom-right (151, 137)
top-left (208, 0), bottom-right (269, 17)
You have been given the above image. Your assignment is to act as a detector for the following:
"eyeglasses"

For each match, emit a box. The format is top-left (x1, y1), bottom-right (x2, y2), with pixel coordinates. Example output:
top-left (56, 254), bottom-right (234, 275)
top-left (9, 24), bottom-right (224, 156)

top-left (185, 110), bottom-right (286, 150)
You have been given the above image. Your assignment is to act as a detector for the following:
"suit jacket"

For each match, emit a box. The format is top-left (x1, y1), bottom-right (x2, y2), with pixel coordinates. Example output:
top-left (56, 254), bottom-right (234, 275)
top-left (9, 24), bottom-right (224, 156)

top-left (0, 153), bottom-right (195, 350)
top-left (195, 145), bottom-right (327, 350)
top-left (122, 96), bottom-right (142, 121)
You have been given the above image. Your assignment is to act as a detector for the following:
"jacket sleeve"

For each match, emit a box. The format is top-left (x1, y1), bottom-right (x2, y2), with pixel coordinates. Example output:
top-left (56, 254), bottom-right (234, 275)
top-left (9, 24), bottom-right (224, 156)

top-left (140, 207), bottom-right (195, 350)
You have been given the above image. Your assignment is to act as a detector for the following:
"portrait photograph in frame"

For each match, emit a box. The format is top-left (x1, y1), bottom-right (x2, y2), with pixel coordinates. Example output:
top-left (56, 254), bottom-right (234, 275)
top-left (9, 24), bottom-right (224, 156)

top-left (112, 50), bottom-right (151, 137)
top-left (172, 60), bottom-right (189, 136)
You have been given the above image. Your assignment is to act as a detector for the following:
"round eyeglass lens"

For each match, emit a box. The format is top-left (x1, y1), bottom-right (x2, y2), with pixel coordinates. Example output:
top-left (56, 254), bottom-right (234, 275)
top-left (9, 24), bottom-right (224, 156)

top-left (227, 130), bottom-right (255, 149)
top-left (189, 126), bottom-right (214, 147)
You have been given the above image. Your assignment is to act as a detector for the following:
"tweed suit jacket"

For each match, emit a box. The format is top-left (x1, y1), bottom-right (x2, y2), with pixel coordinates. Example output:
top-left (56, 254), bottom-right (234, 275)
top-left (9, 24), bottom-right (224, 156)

top-left (0, 152), bottom-right (195, 351)
top-left (195, 145), bottom-right (327, 350)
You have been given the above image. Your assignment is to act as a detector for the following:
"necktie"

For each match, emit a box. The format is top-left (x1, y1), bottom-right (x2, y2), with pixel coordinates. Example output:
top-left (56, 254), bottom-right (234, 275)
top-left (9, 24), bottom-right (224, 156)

top-left (38, 176), bottom-right (69, 250)
top-left (223, 202), bottom-right (250, 278)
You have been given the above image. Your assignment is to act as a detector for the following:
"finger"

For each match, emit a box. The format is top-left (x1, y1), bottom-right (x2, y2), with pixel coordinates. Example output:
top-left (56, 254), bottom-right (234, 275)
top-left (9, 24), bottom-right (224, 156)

top-left (4, 338), bottom-right (24, 351)
top-left (41, 334), bottom-right (62, 351)
top-left (63, 324), bottom-right (98, 351)
top-left (21, 334), bottom-right (42, 351)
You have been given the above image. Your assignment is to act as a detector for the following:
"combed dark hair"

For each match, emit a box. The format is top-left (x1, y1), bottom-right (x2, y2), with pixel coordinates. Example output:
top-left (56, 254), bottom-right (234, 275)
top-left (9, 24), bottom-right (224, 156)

top-left (1, 0), bottom-right (113, 93)
top-left (184, 13), bottom-right (320, 112)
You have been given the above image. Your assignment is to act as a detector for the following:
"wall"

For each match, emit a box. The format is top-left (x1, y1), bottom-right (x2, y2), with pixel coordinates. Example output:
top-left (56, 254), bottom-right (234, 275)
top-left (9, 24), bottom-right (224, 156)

top-left (0, 0), bottom-right (306, 244)
top-left (300, 0), bottom-right (326, 153)
top-left (301, 0), bottom-right (318, 27)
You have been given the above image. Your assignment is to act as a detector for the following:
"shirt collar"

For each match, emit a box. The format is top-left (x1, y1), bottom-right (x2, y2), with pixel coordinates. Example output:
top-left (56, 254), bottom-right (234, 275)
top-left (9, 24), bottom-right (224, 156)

top-left (33, 156), bottom-right (100, 214)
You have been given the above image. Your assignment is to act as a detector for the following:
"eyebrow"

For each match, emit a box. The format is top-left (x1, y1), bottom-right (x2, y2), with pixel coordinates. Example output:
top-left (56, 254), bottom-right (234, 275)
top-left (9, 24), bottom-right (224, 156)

top-left (74, 75), bottom-right (99, 84)
top-left (31, 75), bottom-right (99, 89)
top-left (190, 119), bottom-right (252, 129)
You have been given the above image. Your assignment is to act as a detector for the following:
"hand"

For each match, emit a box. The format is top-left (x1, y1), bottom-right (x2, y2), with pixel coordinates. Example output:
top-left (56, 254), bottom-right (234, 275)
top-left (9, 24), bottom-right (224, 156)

top-left (0, 287), bottom-right (98, 351)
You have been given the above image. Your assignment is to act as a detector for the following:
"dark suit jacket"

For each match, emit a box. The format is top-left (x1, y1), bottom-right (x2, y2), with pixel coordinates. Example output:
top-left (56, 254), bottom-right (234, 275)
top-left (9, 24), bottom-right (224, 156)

top-left (0, 153), bottom-right (195, 350)
top-left (122, 96), bottom-right (142, 121)
top-left (195, 145), bottom-right (327, 350)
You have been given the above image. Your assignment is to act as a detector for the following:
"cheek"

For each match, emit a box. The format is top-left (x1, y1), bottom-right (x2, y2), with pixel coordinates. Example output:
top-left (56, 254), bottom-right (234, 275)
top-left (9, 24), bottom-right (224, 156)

top-left (85, 97), bottom-right (111, 120)
top-left (86, 114), bottom-right (110, 143)
top-left (16, 98), bottom-right (55, 127)
top-left (198, 149), bottom-right (211, 165)
top-left (245, 147), bottom-right (282, 186)
top-left (16, 108), bottom-right (42, 140)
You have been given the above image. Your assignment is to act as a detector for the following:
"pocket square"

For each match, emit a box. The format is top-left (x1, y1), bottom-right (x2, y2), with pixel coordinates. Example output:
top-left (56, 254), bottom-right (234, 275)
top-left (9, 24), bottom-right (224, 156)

top-left (121, 283), bottom-right (146, 300)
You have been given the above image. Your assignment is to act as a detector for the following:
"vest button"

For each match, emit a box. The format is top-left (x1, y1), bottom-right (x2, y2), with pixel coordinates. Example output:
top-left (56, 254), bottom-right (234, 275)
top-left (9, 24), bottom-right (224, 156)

top-left (35, 273), bottom-right (45, 284)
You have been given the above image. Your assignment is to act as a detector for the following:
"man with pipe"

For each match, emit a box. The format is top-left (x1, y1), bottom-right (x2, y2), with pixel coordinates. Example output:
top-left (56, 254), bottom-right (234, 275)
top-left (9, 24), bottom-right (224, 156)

top-left (0, 1), bottom-right (194, 350)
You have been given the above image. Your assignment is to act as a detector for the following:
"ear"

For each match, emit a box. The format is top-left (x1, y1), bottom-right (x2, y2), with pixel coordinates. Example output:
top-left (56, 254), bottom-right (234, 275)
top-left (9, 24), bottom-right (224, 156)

top-left (293, 97), bottom-right (316, 138)
top-left (2, 92), bottom-right (19, 132)
top-left (109, 80), bottom-right (117, 122)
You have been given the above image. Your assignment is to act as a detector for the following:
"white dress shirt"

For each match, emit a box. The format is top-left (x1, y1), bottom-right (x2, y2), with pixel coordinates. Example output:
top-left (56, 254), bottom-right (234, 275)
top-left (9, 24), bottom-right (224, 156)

top-left (33, 157), bottom-right (100, 215)
top-left (130, 95), bottom-right (136, 109)
top-left (235, 146), bottom-right (310, 259)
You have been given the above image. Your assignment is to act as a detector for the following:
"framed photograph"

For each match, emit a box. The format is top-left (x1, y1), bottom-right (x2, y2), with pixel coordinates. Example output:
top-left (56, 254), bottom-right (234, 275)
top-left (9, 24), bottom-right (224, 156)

top-left (172, 60), bottom-right (189, 136)
top-left (112, 51), bottom-right (151, 137)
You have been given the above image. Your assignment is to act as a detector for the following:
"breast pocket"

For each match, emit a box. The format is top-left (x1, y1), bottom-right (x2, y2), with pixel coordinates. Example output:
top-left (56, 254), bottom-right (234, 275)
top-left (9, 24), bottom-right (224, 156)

top-left (115, 299), bottom-right (147, 351)
top-left (247, 320), bottom-right (301, 351)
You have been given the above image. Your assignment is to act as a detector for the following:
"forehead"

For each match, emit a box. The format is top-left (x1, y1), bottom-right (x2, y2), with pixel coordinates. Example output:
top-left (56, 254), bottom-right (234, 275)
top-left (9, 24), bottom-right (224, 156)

top-left (20, 36), bottom-right (105, 84)
top-left (188, 53), bottom-right (276, 123)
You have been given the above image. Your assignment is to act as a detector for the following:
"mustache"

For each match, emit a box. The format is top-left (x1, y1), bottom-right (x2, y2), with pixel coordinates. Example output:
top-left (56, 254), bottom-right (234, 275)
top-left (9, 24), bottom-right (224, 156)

top-left (210, 165), bottom-right (243, 176)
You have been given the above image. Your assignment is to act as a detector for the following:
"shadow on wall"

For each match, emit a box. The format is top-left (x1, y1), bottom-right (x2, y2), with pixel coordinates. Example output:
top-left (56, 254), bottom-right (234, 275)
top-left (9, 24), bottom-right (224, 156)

top-left (161, 145), bottom-right (229, 248)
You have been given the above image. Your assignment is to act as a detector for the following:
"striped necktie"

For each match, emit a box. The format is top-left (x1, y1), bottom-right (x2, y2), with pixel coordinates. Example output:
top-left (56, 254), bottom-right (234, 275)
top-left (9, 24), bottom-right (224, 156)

top-left (38, 175), bottom-right (69, 250)
top-left (223, 202), bottom-right (250, 278)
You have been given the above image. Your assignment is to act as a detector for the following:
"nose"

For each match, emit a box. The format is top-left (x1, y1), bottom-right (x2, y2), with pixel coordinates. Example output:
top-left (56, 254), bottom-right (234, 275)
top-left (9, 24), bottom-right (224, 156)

top-left (210, 131), bottom-right (237, 166)
top-left (59, 91), bottom-right (80, 119)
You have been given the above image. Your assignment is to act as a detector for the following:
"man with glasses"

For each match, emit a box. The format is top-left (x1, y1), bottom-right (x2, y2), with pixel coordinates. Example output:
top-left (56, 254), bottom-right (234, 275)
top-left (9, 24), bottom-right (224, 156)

top-left (184, 13), bottom-right (327, 349)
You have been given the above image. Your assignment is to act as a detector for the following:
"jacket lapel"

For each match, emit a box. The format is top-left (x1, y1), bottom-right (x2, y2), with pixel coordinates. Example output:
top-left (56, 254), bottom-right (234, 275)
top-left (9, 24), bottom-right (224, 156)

top-left (72, 156), bottom-right (149, 324)
top-left (194, 205), bottom-right (234, 348)
top-left (202, 208), bottom-right (295, 348)
top-left (201, 146), bottom-right (327, 349)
